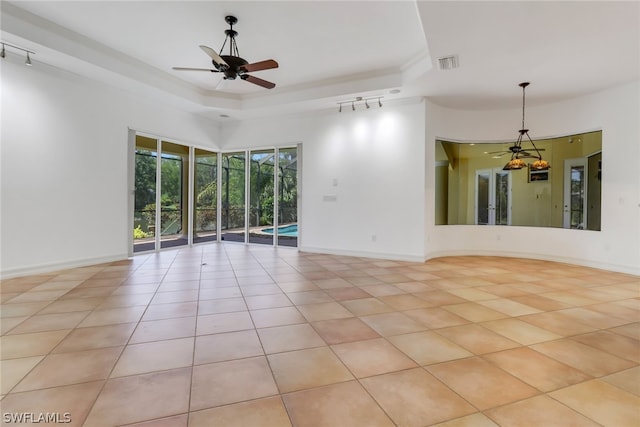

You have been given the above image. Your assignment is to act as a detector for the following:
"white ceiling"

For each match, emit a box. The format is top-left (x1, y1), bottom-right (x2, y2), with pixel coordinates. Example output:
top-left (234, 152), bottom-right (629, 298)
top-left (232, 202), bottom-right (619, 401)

top-left (2, 1), bottom-right (639, 120)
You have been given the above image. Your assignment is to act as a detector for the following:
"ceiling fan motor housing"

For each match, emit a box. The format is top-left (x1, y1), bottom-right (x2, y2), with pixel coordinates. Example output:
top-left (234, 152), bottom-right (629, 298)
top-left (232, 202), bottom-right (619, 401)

top-left (218, 55), bottom-right (249, 79)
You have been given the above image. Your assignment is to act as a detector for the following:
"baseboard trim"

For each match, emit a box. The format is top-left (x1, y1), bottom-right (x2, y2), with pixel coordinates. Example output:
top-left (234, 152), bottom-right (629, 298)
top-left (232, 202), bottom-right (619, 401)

top-left (425, 249), bottom-right (640, 276)
top-left (1, 254), bottom-right (130, 279)
top-left (298, 246), bottom-right (426, 263)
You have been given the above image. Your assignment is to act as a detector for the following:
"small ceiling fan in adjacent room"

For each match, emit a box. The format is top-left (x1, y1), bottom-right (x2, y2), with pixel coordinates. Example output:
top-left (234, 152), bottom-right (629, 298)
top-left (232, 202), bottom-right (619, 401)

top-left (484, 144), bottom-right (545, 159)
top-left (173, 15), bottom-right (278, 89)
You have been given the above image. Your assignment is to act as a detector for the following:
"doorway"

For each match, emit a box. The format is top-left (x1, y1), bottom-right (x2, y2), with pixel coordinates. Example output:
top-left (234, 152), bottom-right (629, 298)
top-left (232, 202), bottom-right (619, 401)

top-left (563, 158), bottom-right (587, 229)
top-left (475, 168), bottom-right (512, 225)
top-left (133, 136), bottom-right (191, 252)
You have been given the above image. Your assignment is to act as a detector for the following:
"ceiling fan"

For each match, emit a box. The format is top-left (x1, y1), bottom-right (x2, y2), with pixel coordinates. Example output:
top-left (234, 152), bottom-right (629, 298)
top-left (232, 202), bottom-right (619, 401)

top-left (173, 15), bottom-right (278, 89)
top-left (485, 144), bottom-right (545, 159)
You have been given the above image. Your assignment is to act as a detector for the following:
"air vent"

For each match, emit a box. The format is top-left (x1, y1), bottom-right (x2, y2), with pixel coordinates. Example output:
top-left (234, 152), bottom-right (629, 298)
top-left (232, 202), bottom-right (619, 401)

top-left (438, 55), bottom-right (459, 70)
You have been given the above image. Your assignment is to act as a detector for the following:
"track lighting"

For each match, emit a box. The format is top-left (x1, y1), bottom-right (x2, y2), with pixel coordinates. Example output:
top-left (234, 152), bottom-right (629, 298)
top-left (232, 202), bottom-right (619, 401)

top-left (337, 96), bottom-right (383, 113)
top-left (0, 42), bottom-right (35, 66)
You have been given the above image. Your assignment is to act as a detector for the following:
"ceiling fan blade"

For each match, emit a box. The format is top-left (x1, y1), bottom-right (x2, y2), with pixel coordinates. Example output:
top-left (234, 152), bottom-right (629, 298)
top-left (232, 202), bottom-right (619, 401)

top-left (241, 74), bottom-right (276, 89)
top-left (172, 67), bottom-right (221, 72)
top-left (241, 59), bottom-right (279, 73)
top-left (519, 152), bottom-right (539, 158)
top-left (485, 150), bottom-right (509, 155)
top-left (199, 45), bottom-right (228, 68)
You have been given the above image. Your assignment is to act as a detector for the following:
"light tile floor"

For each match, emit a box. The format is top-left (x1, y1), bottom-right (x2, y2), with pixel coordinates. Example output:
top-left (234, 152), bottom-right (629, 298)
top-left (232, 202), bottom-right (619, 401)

top-left (1, 244), bottom-right (639, 426)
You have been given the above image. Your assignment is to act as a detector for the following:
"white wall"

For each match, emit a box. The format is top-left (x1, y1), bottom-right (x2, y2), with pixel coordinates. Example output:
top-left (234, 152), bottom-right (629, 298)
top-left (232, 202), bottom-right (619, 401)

top-left (3, 53), bottom-right (637, 277)
top-left (1, 59), bottom-right (220, 277)
top-left (221, 101), bottom-right (427, 261)
top-left (425, 81), bottom-right (640, 275)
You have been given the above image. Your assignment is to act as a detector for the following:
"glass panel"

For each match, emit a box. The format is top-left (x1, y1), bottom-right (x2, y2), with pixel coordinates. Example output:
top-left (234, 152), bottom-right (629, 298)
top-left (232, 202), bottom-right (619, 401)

top-left (435, 130), bottom-right (602, 230)
top-left (249, 150), bottom-right (275, 245)
top-left (160, 141), bottom-right (189, 249)
top-left (277, 147), bottom-right (298, 247)
top-left (495, 171), bottom-right (509, 225)
top-left (134, 136), bottom-right (157, 253)
top-left (221, 152), bottom-right (246, 242)
top-left (477, 172), bottom-right (490, 225)
top-left (193, 149), bottom-right (217, 244)
top-left (570, 165), bottom-right (585, 229)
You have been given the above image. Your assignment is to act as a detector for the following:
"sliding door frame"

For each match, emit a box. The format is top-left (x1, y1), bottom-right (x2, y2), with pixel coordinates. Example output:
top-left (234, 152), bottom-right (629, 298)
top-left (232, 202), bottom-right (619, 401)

top-left (131, 131), bottom-right (300, 254)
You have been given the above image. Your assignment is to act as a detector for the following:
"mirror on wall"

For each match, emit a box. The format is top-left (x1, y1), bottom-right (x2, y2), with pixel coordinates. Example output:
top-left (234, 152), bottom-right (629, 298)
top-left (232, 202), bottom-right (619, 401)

top-left (435, 131), bottom-right (602, 231)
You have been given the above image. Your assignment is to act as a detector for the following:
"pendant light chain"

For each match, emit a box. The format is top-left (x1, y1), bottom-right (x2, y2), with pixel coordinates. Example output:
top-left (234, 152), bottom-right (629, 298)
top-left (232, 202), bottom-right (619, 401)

top-left (521, 83), bottom-right (526, 130)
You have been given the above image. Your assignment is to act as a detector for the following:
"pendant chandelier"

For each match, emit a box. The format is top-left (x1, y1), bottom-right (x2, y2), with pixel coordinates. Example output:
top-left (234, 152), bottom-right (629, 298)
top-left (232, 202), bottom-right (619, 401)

top-left (503, 82), bottom-right (550, 171)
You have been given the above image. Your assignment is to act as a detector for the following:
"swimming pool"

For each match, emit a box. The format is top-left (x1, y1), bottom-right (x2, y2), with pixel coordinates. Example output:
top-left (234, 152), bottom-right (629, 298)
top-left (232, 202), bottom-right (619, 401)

top-left (261, 224), bottom-right (298, 237)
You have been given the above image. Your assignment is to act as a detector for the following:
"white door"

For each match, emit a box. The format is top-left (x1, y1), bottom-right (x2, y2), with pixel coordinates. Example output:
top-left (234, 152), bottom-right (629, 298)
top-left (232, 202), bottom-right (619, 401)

top-left (563, 158), bottom-right (588, 229)
top-left (475, 168), bottom-right (512, 225)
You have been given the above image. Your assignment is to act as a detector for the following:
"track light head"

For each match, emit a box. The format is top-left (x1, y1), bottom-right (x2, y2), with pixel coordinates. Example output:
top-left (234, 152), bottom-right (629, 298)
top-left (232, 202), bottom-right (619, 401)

top-left (351, 102), bottom-right (355, 111)
top-left (365, 100), bottom-right (370, 109)
top-left (1, 42), bottom-right (35, 65)
top-left (378, 98), bottom-right (382, 108)
top-left (338, 103), bottom-right (342, 113)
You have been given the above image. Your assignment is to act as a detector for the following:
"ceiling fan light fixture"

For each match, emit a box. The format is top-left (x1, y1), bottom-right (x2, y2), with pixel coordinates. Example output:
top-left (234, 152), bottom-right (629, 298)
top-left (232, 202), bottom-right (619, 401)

top-left (174, 16), bottom-right (278, 89)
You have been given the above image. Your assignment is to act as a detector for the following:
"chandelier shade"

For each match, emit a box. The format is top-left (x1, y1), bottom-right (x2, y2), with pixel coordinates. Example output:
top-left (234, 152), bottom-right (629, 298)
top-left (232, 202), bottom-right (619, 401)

top-left (531, 159), bottom-right (550, 170)
top-left (503, 158), bottom-right (527, 170)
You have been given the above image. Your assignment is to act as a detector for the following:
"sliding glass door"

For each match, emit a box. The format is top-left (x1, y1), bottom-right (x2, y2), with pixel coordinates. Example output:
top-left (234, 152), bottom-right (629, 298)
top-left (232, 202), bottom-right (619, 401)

top-left (133, 136), bottom-right (190, 252)
top-left (160, 141), bottom-right (189, 249)
top-left (193, 149), bottom-right (218, 243)
top-left (133, 138), bottom-right (298, 251)
top-left (249, 150), bottom-right (275, 245)
top-left (133, 136), bottom-right (158, 253)
top-left (221, 152), bottom-right (246, 242)
top-left (277, 147), bottom-right (298, 247)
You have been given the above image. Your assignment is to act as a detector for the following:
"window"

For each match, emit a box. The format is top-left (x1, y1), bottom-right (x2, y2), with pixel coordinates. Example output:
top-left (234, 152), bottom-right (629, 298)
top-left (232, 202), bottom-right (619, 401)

top-left (133, 136), bottom-right (299, 251)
